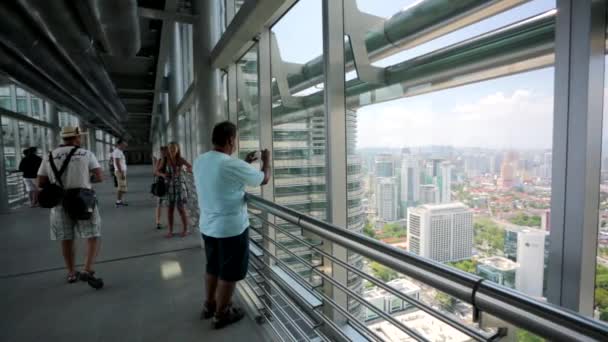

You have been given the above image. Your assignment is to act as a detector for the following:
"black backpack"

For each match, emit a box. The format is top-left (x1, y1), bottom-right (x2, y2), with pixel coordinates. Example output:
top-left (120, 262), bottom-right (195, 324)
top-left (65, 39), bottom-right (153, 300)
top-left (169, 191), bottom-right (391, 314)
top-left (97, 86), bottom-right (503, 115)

top-left (38, 147), bottom-right (79, 208)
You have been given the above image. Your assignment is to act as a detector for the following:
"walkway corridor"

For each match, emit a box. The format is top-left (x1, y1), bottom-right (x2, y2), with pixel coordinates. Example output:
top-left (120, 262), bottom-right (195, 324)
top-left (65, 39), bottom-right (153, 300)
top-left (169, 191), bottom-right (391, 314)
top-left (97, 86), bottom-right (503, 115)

top-left (0, 166), bottom-right (264, 342)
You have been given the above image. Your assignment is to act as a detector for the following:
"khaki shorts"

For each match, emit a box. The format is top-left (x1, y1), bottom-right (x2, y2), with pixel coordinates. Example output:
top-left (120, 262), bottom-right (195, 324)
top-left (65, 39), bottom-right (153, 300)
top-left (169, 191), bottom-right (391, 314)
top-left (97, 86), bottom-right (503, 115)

top-left (115, 172), bottom-right (128, 192)
top-left (50, 205), bottom-right (101, 240)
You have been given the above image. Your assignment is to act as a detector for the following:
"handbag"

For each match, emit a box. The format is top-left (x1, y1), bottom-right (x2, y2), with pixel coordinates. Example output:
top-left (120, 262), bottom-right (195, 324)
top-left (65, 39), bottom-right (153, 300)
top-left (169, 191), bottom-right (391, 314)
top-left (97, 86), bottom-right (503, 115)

top-left (151, 176), bottom-right (167, 197)
top-left (38, 147), bottom-right (79, 208)
top-left (63, 188), bottom-right (97, 220)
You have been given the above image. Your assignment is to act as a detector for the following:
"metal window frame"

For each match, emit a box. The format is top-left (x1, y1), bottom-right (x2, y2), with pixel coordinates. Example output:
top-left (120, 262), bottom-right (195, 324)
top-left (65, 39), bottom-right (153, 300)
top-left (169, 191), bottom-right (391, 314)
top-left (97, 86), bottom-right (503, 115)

top-left (548, 0), bottom-right (606, 316)
top-left (322, 0), bottom-right (350, 326)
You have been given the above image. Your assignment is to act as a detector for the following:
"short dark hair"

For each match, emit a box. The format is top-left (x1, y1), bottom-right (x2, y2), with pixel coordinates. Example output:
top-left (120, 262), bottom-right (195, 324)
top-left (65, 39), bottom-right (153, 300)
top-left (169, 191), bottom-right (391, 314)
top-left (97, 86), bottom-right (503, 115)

top-left (212, 121), bottom-right (237, 147)
top-left (117, 139), bottom-right (125, 145)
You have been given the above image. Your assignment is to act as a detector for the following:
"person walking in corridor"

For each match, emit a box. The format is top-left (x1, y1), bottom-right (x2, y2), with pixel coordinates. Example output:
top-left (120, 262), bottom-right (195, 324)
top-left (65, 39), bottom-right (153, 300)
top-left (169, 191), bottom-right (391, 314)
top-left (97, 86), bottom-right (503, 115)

top-left (112, 140), bottom-right (128, 207)
top-left (155, 142), bottom-right (192, 237)
top-left (37, 126), bottom-right (104, 289)
top-left (18, 147), bottom-right (42, 207)
top-left (153, 146), bottom-right (168, 230)
top-left (193, 121), bottom-right (270, 329)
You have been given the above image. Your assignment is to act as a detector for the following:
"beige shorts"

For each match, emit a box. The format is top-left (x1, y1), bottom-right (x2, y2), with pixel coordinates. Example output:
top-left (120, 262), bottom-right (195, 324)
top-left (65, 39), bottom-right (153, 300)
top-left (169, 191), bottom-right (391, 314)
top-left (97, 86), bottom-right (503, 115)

top-left (115, 173), bottom-right (128, 192)
top-left (50, 205), bottom-right (101, 240)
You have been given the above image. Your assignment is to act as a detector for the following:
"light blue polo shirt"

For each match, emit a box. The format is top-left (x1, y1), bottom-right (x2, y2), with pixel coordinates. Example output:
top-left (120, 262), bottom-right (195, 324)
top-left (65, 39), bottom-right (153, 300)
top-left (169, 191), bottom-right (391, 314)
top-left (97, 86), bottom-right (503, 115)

top-left (193, 151), bottom-right (264, 238)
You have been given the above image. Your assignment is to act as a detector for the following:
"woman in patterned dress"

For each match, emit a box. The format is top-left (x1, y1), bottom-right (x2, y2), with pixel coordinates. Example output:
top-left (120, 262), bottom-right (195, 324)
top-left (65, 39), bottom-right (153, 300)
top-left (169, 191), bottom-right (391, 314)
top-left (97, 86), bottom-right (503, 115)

top-left (155, 142), bottom-right (192, 238)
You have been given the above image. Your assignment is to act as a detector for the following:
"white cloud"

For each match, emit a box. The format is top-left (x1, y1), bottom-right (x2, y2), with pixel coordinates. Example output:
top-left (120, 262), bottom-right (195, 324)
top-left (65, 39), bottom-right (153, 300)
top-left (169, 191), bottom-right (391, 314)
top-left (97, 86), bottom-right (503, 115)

top-left (356, 89), bottom-right (554, 150)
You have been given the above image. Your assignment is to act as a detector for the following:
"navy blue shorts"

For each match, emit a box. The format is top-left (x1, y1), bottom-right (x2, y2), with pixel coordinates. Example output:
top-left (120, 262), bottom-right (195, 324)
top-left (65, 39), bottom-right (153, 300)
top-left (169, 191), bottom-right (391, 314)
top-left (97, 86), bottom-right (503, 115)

top-left (202, 228), bottom-right (249, 282)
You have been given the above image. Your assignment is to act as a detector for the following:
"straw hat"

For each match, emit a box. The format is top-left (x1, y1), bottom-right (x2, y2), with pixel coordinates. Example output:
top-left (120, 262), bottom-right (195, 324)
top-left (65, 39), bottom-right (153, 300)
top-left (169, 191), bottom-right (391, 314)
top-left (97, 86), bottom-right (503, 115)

top-left (60, 126), bottom-right (87, 138)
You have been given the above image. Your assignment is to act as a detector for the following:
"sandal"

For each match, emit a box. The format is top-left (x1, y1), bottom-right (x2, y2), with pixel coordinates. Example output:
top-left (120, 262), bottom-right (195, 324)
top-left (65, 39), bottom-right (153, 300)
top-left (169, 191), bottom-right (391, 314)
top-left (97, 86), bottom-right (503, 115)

top-left (200, 301), bottom-right (216, 320)
top-left (165, 232), bottom-right (174, 238)
top-left (80, 271), bottom-right (104, 290)
top-left (212, 305), bottom-right (245, 329)
top-left (180, 231), bottom-right (191, 237)
top-left (67, 271), bottom-right (80, 284)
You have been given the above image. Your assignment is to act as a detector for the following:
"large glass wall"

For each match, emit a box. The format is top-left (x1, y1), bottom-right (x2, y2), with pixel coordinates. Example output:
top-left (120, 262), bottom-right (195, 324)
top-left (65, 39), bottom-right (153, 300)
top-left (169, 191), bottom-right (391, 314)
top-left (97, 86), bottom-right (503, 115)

top-left (342, 0), bottom-right (556, 337)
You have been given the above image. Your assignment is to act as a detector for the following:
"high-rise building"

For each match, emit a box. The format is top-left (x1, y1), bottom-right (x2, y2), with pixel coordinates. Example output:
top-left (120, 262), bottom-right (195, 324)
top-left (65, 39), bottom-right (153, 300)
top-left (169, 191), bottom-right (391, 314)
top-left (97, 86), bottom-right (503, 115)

top-left (515, 229), bottom-right (547, 298)
top-left (477, 256), bottom-right (518, 289)
top-left (376, 177), bottom-right (398, 221)
top-left (439, 162), bottom-right (452, 203)
top-left (419, 184), bottom-right (438, 204)
top-left (400, 155), bottom-right (420, 209)
top-left (407, 203), bottom-right (474, 262)
top-left (503, 227), bottom-right (548, 298)
top-left (375, 153), bottom-right (394, 177)
top-left (541, 209), bottom-right (551, 232)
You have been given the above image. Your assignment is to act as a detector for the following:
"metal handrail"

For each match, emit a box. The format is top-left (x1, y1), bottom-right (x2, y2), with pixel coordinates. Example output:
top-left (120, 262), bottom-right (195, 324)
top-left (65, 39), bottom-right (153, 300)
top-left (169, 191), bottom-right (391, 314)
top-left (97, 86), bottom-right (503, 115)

top-left (246, 193), bottom-right (608, 342)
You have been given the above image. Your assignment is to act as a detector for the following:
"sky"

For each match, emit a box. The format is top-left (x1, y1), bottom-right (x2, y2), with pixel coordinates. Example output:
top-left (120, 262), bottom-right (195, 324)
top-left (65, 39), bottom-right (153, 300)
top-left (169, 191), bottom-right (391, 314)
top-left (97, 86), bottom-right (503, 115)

top-left (270, 0), bottom-right (563, 150)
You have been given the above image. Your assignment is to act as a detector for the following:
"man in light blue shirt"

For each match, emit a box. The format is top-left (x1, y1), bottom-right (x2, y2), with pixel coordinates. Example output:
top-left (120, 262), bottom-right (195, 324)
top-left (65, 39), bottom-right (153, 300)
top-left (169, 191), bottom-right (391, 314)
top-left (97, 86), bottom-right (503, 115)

top-left (193, 121), bottom-right (270, 330)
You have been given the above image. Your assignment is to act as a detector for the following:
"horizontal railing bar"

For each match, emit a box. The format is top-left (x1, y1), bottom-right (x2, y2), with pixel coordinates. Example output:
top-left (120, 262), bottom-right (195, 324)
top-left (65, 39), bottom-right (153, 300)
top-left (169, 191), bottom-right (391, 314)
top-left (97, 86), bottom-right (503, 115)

top-left (247, 195), bottom-right (478, 299)
top-left (249, 211), bottom-right (489, 341)
top-left (250, 238), bottom-right (381, 341)
top-left (251, 273), bottom-right (315, 342)
top-left (251, 225), bottom-right (429, 342)
top-left (246, 193), bottom-right (608, 341)
top-left (249, 267), bottom-right (324, 337)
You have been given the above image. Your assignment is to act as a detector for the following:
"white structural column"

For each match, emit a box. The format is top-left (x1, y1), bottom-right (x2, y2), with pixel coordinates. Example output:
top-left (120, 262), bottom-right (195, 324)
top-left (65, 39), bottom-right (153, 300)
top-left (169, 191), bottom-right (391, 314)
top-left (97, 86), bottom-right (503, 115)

top-left (193, 0), bottom-right (228, 152)
top-left (0, 112), bottom-right (8, 214)
top-left (322, 0), bottom-right (349, 324)
top-left (548, 0), bottom-right (606, 315)
top-left (258, 28), bottom-right (277, 260)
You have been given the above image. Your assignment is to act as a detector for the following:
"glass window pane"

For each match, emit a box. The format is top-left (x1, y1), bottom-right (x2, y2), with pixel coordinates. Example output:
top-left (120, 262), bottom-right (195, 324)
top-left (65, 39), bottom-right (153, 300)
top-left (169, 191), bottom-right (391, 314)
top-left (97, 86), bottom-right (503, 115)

top-left (344, 0), bottom-right (555, 337)
top-left (237, 44), bottom-right (259, 193)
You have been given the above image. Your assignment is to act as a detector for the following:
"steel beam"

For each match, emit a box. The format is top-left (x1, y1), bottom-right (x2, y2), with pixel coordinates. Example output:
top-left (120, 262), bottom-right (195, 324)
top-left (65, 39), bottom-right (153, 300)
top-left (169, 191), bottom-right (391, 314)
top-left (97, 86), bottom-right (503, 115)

top-left (138, 7), bottom-right (198, 24)
top-left (210, 0), bottom-right (297, 69)
top-left (547, 0), bottom-right (606, 316)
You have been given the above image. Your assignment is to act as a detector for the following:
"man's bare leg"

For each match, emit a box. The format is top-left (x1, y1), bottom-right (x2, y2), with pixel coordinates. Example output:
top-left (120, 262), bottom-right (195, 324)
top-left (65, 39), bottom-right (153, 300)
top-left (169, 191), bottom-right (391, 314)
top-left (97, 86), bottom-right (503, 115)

top-left (83, 237), bottom-right (100, 272)
top-left (61, 240), bottom-right (76, 274)
top-left (206, 273), bottom-right (218, 305)
top-left (215, 280), bottom-right (236, 313)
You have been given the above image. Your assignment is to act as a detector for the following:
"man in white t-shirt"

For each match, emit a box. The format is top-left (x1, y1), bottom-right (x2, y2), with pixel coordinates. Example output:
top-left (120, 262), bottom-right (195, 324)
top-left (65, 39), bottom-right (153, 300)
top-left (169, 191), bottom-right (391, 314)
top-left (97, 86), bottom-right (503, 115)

top-left (111, 140), bottom-right (128, 207)
top-left (37, 126), bottom-right (104, 289)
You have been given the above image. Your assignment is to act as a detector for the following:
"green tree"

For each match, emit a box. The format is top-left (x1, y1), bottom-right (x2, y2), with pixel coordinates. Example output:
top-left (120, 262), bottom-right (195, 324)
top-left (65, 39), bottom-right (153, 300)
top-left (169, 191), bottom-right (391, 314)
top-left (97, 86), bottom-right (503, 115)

top-left (370, 261), bottom-right (398, 282)
top-left (600, 308), bottom-right (608, 322)
top-left (363, 222), bottom-right (376, 238)
top-left (435, 292), bottom-right (456, 311)
top-left (509, 213), bottom-right (541, 227)
top-left (516, 329), bottom-right (544, 342)
top-left (474, 218), bottom-right (505, 255)
top-left (380, 223), bottom-right (406, 239)
top-left (448, 259), bottom-right (477, 274)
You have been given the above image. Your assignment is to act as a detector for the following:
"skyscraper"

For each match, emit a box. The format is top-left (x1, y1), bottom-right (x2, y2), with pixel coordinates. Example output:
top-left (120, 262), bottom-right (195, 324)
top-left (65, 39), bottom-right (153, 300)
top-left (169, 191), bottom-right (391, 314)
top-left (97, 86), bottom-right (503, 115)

top-left (375, 153), bottom-right (394, 177)
top-left (400, 154), bottom-right (420, 209)
top-left (419, 184), bottom-right (438, 204)
top-left (407, 203), bottom-right (474, 262)
top-left (376, 177), bottom-right (398, 221)
top-left (439, 162), bottom-right (452, 203)
top-left (514, 229), bottom-right (547, 298)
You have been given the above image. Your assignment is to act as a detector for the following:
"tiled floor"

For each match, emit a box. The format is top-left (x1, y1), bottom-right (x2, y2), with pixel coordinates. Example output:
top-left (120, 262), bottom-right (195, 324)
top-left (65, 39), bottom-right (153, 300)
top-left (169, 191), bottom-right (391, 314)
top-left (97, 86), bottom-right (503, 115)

top-left (0, 166), bottom-right (265, 342)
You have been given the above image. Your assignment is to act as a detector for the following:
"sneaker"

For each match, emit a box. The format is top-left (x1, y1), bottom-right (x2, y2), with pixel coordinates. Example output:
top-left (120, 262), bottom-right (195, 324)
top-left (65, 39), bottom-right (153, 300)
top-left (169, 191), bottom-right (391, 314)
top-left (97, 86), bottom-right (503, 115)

top-left (156, 224), bottom-right (163, 230)
top-left (200, 301), bottom-right (216, 320)
top-left (212, 306), bottom-right (245, 329)
top-left (80, 271), bottom-right (104, 290)
top-left (115, 201), bottom-right (129, 207)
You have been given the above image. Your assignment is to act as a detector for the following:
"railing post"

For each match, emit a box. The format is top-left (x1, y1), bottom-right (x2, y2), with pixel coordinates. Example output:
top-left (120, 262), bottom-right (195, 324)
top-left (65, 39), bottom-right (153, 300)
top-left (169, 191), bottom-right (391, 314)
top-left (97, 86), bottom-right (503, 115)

top-left (322, 0), bottom-right (350, 327)
top-left (0, 111), bottom-right (9, 214)
top-left (548, 0), bottom-right (606, 316)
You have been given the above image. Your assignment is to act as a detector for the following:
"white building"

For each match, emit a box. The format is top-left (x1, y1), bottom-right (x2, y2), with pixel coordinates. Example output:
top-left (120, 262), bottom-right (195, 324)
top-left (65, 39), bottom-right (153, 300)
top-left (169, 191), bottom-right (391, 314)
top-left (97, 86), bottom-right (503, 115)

top-left (407, 203), bottom-right (474, 262)
top-left (419, 184), bottom-right (438, 204)
top-left (515, 229), bottom-right (547, 298)
top-left (363, 278), bottom-right (421, 321)
top-left (439, 162), bottom-right (452, 203)
top-left (400, 156), bottom-right (420, 205)
top-left (376, 177), bottom-right (398, 221)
